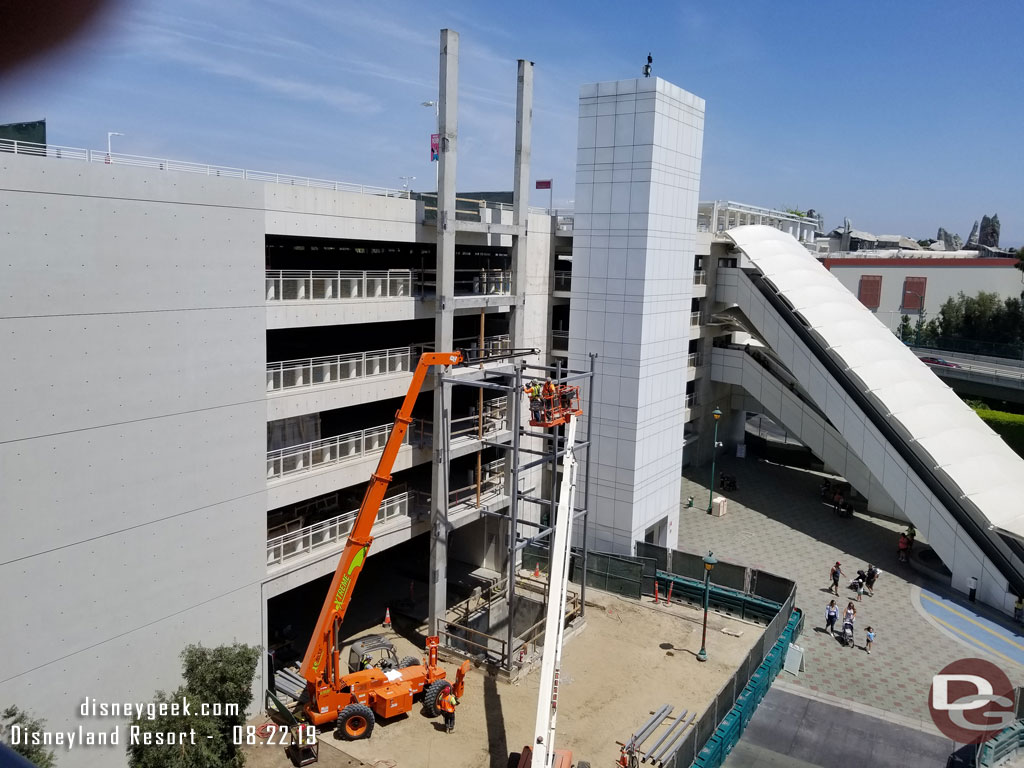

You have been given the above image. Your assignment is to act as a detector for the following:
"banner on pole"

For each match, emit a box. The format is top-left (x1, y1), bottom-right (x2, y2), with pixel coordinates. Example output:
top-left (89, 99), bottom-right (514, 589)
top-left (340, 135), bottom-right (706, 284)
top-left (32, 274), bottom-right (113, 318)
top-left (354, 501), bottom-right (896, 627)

top-left (430, 134), bottom-right (440, 162)
top-left (535, 179), bottom-right (552, 190)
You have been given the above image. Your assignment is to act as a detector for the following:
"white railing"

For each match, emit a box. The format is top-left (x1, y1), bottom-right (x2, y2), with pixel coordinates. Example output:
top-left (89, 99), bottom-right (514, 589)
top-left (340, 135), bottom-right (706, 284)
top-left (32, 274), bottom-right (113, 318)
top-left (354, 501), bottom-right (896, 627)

top-left (552, 330), bottom-right (569, 351)
top-left (419, 397), bottom-right (509, 443)
top-left (266, 421), bottom-right (419, 481)
top-left (685, 393), bottom-right (698, 408)
top-left (690, 311), bottom-right (702, 326)
top-left (266, 464), bottom-right (508, 568)
top-left (2, 140), bottom-right (412, 199)
top-left (693, 270), bottom-right (706, 285)
top-left (267, 345), bottom-right (421, 393)
top-left (265, 269), bottom-right (415, 302)
top-left (267, 491), bottom-right (414, 567)
top-left (687, 352), bottom-right (702, 368)
top-left (553, 270), bottom-right (572, 292)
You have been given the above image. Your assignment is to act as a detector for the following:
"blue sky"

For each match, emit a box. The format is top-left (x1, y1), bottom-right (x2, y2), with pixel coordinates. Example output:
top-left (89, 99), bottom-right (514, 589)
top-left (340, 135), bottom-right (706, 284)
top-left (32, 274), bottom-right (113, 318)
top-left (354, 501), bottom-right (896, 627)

top-left (4, 0), bottom-right (1024, 245)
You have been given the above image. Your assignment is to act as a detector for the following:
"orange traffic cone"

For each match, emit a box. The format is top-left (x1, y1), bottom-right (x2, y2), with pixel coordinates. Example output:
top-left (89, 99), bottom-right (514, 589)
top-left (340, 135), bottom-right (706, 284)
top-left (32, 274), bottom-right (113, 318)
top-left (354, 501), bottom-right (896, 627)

top-left (533, 562), bottom-right (541, 578)
top-left (382, 607), bottom-right (392, 629)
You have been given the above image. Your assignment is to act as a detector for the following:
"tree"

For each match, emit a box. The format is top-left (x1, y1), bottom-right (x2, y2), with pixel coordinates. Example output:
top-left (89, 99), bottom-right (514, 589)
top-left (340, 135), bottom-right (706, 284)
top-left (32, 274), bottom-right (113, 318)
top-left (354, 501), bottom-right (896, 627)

top-left (1, 705), bottom-right (57, 768)
top-left (897, 314), bottom-right (913, 342)
top-left (127, 643), bottom-right (260, 768)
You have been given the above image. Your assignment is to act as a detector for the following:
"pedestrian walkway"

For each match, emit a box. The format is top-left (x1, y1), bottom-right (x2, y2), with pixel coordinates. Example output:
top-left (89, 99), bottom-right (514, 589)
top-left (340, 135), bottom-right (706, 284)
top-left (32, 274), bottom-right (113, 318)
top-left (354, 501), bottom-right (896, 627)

top-left (679, 456), bottom-right (1024, 723)
top-left (917, 587), bottom-right (1024, 668)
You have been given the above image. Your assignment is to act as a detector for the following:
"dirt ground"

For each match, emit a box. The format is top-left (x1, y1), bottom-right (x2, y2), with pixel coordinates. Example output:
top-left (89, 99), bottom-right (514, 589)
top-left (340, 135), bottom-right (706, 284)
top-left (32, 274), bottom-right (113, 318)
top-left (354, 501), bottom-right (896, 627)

top-left (244, 585), bottom-right (763, 768)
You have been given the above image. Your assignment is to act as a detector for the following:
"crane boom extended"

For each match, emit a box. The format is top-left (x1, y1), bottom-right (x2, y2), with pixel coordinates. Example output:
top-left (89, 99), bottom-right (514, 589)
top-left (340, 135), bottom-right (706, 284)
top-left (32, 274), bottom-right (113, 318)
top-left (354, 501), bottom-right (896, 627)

top-left (532, 415), bottom-right (579, 768)
top-left (299, 351), bottom-right (462, 686)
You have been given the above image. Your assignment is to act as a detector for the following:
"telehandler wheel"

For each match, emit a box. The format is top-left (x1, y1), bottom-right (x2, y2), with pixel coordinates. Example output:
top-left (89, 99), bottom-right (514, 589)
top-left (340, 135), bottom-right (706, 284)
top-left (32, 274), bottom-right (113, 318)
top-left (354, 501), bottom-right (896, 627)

top-left (336, 703), bottom-right (375, 740)
top-left (423, 679), bottom-right (451, 717)
top-left (399, 655), bottom-right (419, 668)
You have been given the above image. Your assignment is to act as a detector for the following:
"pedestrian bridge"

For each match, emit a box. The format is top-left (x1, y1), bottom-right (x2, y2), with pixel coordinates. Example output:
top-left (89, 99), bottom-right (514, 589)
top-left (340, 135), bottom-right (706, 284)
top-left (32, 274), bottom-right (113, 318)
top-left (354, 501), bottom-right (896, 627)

top-left (712, 226), bottom-right (1024, 613)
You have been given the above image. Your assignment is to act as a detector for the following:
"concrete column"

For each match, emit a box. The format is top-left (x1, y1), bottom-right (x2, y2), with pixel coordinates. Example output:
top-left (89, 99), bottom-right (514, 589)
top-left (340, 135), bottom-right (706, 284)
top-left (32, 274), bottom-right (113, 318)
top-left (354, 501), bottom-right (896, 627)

top-left (509, 59), bottom-right (533, 350)
top-left (568, 77), bottom-right (704, 554)
top-left (429, 28), bottom-right (458, 637)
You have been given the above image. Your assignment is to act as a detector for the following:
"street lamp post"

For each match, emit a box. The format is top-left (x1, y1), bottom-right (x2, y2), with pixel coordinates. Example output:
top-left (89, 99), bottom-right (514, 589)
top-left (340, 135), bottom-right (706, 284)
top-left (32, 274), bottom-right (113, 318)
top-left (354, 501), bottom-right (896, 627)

top-left (706, 407), bottom-right (722, 514)
top-left (106, 131), bottom-right (124, 161)
top-left (696, 551), bottom-right (717, 662)
top-left (421, 100), bottom-right (439, 194)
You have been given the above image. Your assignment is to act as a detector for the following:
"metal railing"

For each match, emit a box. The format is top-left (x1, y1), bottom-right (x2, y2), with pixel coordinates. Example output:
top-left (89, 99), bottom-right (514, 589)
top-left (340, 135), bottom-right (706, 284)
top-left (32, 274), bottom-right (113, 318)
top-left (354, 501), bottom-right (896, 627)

top-left (266, 335), bottom-right (509, 394)
top-left (553, 270), bottom-right (572, 292)
top-left (417, 398), bottom-right (509, 444)
top-left (266, 491), bottom-right (414, 567)
top-left (265, 269), bottom-right (415, 302)
top-left (266, 465), bottom-right (508, 568)
top-left (693, 270), bottom-right (707, 285)
top-left (267, 345), bottom-right (421, 393)
top-left (690, 311), bottom-right (702, 326)
top-left (266, 421), bottom-right (420, 481)
top-left (2, 140), bottom-right (413, 199)
top-left (686, 352), bottom-right (702, 369)
top-left (684, 393), bottom-right (698, 408)
top-left (419, 269), bottom-right (512, 296)
top-left (552, 330), bottom-right (569, 351)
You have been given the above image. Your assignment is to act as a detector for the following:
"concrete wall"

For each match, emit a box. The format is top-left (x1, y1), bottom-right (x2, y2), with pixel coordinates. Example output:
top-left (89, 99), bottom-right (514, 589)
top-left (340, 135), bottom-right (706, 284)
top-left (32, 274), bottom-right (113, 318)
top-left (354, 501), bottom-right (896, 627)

top-left (826, 259), bottom-right (1020, 332)
top-left (0, 154), bottom-right (267, 767)
top-left (569, 77), bottom-right (704, 553)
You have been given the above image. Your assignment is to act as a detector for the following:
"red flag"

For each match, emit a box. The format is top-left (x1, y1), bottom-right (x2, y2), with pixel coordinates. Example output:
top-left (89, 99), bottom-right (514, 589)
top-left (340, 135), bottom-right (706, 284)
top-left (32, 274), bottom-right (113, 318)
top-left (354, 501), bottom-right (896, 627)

top-left (535, 179), bottom-right (552, 190)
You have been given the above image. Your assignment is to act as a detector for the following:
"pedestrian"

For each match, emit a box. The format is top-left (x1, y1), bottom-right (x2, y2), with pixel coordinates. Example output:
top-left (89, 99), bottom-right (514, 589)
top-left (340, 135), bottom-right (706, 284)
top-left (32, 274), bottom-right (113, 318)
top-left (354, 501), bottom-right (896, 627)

top-left (906, 524), bottom-right (917, 551)
top-left (829, 562), bottom-right (843, 595)
top-left (438, 685), bottom-right (458, 734)
top-left (865, 626), bottom-right (875, 654)
top-left (897, 533), bottom-right (909, 563)
top-left (1015, 596), bottom-right (1023, 624)
top-left (824, 599), bottom-right (839, 636)
top-left (856, 577), bottom-right (865, 602)
top-left (832, 490), bottom-right (842, 513)
top-left (865, 565), bottom-right (879, 596)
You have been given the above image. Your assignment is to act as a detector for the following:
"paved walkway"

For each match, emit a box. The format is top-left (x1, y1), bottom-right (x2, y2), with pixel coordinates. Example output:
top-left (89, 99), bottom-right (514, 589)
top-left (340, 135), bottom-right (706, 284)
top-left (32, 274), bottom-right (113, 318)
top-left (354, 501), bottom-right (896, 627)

top-left (679, 456), bottom-right (1024, 724)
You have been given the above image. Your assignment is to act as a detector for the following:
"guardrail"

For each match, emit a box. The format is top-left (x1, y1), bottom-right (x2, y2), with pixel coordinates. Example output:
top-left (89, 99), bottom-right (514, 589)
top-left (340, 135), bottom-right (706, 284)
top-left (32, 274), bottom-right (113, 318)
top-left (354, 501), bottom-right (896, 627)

top-left (552, 330), bottom-right (569, 351)
top-left (553, 270), bottom-right (572, 292)
top-left (690, 311), bottom-right (702, 327)
top-left (417, 397), bottom-right (509, 444)
top-left (2, 139), bottom-right (412, 199)
top-left (265, 269), bottom-right (415, 302)
top-left (266, 491), bottom-right (414, 567)
top-left (693, 270), bottom-right (707, 285)
top-left (266, 421), bottom-right (420, 481)
top-left (266, 468), bottom-right (508, 568)
top-left (267, 345), bottom-right (421, 393)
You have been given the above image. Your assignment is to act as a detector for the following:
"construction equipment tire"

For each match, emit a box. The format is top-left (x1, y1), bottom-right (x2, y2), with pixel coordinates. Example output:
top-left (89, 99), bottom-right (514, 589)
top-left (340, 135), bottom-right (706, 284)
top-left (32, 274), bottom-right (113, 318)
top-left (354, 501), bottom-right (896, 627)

top-left (336, 703), bottom-right (375, 740)
top-left (423, 679), bottom-right (451, 717)
top-left (399, 655), bottom-right (419, 668)
top-left (507, 751), bottom-right (522, 768)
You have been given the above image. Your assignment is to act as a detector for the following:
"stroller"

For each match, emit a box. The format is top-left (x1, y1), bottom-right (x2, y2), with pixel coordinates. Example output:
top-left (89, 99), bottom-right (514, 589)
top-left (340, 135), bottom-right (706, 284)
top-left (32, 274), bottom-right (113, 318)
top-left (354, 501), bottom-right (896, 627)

top-left (841, 619), bottom-right (855, 647)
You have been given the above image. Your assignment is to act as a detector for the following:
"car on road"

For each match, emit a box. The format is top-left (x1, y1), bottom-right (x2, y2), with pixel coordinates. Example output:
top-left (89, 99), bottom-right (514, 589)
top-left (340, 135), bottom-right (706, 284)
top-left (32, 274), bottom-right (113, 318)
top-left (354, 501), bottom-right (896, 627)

top-left (918, 355), bottom-right (961, 368)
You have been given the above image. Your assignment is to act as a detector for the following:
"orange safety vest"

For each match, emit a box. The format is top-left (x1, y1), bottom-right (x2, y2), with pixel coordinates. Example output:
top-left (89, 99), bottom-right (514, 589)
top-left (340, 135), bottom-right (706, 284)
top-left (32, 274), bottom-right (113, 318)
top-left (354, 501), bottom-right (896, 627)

top-left (439, 693), bottom-right (457, 713)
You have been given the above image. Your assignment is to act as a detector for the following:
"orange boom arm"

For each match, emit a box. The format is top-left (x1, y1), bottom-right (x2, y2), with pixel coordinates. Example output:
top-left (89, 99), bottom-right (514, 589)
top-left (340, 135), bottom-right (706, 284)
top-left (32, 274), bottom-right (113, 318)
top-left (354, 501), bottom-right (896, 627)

top-left (299, 351), bottom-right (462, 686)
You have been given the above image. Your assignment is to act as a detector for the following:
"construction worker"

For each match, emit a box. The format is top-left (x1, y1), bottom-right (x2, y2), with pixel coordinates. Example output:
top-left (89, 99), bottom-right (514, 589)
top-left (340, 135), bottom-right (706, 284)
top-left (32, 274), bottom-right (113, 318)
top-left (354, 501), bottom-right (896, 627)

top-left (542, 379), bottom-right (556, 419)
top-left (360, 654), bottom-right (373, 671)
top-left (527, 380), bottom-right (542, 422)
top-left (438, 686), bottom-right (458, 733)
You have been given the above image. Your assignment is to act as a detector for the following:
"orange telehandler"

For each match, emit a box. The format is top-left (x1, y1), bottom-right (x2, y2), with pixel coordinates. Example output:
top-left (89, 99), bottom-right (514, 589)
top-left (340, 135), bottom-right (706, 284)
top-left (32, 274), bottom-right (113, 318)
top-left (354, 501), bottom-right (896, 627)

top-left (297, 350), bottom-right (470, 739)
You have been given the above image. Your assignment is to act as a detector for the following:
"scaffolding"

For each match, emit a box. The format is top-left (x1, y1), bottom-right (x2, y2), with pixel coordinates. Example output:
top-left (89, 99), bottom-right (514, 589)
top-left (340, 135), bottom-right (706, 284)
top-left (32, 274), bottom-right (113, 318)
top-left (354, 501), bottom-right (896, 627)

top-left (437, 353), bottom-right (596, 672)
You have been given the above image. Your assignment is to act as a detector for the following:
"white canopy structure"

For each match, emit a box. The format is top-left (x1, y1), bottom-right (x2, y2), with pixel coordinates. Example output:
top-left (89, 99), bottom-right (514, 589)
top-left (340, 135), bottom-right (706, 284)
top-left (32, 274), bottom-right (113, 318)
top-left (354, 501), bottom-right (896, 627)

top-left (723, 225), bottom-right (1024, 605)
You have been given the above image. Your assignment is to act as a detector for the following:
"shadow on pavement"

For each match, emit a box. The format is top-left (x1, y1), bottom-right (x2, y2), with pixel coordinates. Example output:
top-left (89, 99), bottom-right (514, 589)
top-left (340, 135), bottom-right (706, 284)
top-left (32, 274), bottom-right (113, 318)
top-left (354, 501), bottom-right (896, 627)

top-left (484, 674), bottom-right (509, 768)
